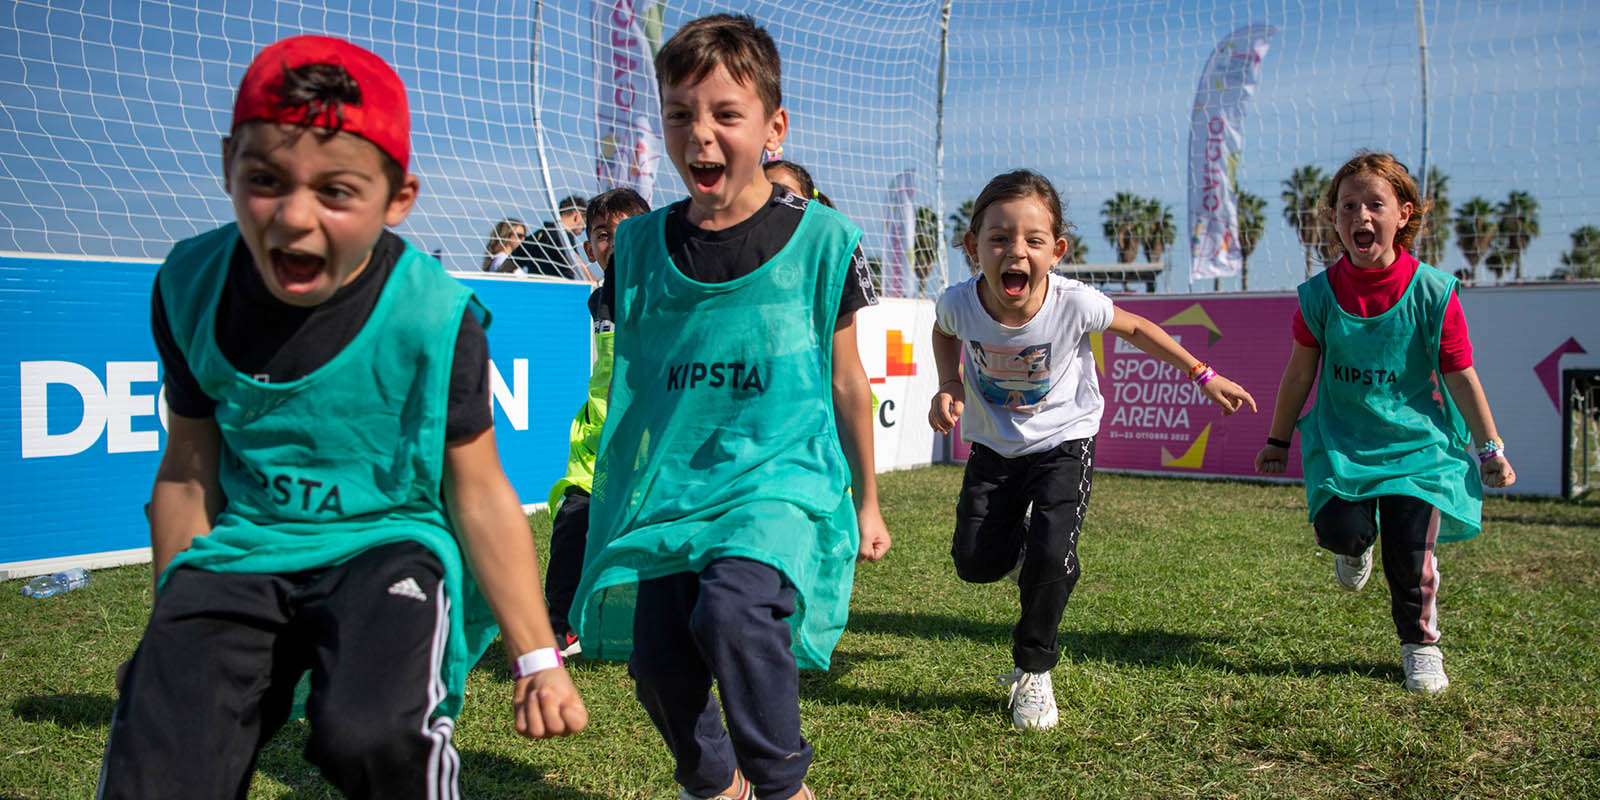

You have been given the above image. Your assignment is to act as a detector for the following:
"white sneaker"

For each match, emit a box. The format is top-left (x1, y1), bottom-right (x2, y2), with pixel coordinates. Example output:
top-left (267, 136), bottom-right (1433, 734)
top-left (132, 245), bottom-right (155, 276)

top-left (997, 667), bottom-right (1058, 731)
top-left (1334, 545), bottom-right (1374, 591)
top-left (1402, 644), bottom-right (1449, 694)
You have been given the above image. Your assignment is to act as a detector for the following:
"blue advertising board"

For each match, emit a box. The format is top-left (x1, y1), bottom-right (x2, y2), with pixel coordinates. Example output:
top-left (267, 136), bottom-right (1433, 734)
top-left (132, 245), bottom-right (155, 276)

top-left (0, 254), bottom-right (590, 575)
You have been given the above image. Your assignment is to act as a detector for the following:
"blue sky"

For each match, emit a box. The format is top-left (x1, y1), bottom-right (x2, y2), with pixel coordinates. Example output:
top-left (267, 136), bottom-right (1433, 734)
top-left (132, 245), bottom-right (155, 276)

top-left (1, 0), bottom-right (1595, 292)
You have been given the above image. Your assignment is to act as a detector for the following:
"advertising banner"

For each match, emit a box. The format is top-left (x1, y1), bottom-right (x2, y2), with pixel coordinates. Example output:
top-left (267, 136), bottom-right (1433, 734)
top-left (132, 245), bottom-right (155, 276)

top-left (1187, 24), bottom-right (1275, 280)
top-left (1, 256), bottom-right (590, 577)
top-left (592, 0), bottom-right (663, 203)
top-left (12, 271), bottom-right (1587, 577)
top-left (1094, 295), bottom-right (1299, 477)
top-left (942, 294), bottom-right (1299, 478)
top-left (852, 299), bottom-right (942, 472)
top-left (1453, 284), bottom-right (1600, 497)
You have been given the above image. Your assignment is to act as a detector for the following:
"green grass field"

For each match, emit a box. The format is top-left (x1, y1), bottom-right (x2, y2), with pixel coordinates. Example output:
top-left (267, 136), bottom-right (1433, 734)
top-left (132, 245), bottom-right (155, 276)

top-left (3, 468), bottom-right (1597, 799)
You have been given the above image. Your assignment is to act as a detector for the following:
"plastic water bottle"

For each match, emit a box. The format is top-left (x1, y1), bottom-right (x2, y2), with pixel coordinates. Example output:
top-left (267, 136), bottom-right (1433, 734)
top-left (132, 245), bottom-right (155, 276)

top-left (21, 568), bottom-right (91, 598)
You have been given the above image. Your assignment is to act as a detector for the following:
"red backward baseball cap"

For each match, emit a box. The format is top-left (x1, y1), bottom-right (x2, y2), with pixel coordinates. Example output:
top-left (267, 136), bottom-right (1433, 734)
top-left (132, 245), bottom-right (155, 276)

top-left (232, 35), bottom-right (410, 171)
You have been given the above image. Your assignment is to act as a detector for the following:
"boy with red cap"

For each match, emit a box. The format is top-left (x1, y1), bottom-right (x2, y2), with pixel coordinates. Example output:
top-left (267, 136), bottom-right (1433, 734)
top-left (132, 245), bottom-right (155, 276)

top-left (99, 35), bottom-right (585, 797)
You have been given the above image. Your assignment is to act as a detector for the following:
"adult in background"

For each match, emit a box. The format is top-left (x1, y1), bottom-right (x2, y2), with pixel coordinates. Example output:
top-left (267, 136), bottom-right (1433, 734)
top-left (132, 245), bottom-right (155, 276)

top-left (481, 217), bottom-right (526, 273)
top-left (512, 195), bottom-right (588, 279)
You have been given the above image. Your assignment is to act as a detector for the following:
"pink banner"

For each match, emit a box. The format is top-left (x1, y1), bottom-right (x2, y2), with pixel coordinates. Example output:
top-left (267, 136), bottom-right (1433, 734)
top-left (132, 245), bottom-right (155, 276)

top-left (1095, 295), bottom-right (1301, 478)
top-left (946, 294), bottom-right (1302, 479)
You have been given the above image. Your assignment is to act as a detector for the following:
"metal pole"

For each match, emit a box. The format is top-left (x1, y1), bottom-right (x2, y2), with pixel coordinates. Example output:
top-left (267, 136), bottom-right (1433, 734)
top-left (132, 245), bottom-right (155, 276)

top-left (1416, 0), bottom-right (1431, 206)
top-left (933, 0), bottom-right (953, 296)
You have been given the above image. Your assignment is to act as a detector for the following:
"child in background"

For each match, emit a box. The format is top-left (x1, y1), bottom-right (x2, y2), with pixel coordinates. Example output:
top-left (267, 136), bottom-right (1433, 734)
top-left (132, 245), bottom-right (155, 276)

top-left (929, 169), bottom-right (1255, 731)
top-left (542, 187), bottom-right (650, 657)
top-left (101, 35), bottom-right (585, 797)
top-left (573, 15), bottom-right (890, 800)
top-left (481, 217), bottom-right (526, 272)
top-left (764, 158), bottom-right (833, 208)
top-left (1255, 150), bottom-right (1514, 694)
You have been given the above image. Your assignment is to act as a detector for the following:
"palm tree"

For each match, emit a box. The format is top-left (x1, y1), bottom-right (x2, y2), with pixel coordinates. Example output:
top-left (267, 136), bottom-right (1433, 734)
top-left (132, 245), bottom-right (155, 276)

top-left (1416, 167), bottom-right (1451, 267)
top-left (1483, 249), bottom-right (1509, 283)
top-left (1139, 198), bottom-right (1175, 264)
top-left (1282, 165), bottom-right (1329, 278)
top-left (1454, 197), bottom-right (1496, 284)
top-left (948, 198), bottom-right (976, 275)
top-left (1101, 192), bottom-right (1144, 263)
top-left (1559, 224), bottom-right (1600, 279)
top-left (1235, 190), bottom-right (1266, 291)
top-left (913, 205), bottom-right (941, 283)
top-left (1064, 234), bottom-right (1089, 264)
top-left (1495, 190), bottom-right (1540, 281)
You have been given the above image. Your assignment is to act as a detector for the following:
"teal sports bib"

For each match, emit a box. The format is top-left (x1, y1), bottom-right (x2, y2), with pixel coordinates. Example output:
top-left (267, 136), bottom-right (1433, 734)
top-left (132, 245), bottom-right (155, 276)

top-left (573, 202), bottom-right (863, 668)
top-left (156, 224), bottom-right (497, 716)
top-left (1296, 263), bottom-right (1482, 542)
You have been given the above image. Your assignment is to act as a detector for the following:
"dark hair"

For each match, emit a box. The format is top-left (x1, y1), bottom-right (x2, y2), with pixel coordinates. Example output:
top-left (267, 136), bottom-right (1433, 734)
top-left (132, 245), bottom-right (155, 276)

top-left (813, 190), bottom-right (834, 209)
top-left (1322, 150), bottom-right (1428, 255)
top-left (278, 63), bottom-right (361, 131)
top-left (230, 62), bottom-right (406, 199)
top-left (764, 160), bottom-right (815, 199)
top-left (585, 188), bottom-right (650, 238)
top-left (557, 194), bottom-right (588, 214)
top-left (656, 14), bottom-right (782, 115)
top-left (968, 169), bottom-right (1070, 239)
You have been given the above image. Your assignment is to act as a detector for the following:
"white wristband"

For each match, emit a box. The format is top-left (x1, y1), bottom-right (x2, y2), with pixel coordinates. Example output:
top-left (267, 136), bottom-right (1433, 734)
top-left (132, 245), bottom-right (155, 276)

top-left (511, 647), bottom-right (562, 679)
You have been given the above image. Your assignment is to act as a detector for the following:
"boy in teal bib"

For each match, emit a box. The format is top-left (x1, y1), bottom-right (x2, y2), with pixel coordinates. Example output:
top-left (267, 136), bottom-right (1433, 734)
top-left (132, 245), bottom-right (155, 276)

top-left (1257, 151), bottom-right (1516, 695)
top-left (570, 15), bottom-right (890, 800)
top-left (101, 35), bottom-right (586, 798)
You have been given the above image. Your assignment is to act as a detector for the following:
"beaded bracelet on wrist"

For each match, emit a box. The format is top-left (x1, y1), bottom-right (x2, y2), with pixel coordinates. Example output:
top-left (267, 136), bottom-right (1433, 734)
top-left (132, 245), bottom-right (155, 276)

top-left (1476, 438), bottom-right (1505, 463)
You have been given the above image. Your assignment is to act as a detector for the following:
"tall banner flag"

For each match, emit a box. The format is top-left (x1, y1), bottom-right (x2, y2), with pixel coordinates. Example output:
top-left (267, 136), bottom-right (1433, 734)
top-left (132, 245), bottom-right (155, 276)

top-left (1187, 24), bottom-right (1275, 280)
top-left (592, 0), bottom-right (663, 203)
top-left (884, 169), bottom-right (917, 298)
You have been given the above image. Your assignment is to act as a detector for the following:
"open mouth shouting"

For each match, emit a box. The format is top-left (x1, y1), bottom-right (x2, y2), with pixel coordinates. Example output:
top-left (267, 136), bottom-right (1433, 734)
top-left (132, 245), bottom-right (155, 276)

top-left (1000, 270), bottom-right (1031, 297)
top-left (271, 248), bottom-right (328, 294)
top-left (689, 161), bottom-right (726, 194)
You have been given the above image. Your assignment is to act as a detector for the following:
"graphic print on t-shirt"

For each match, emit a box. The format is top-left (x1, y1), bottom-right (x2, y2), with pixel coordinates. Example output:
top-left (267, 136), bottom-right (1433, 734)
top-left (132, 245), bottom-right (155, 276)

top-left (970, 341), bottom-right (1053, 408)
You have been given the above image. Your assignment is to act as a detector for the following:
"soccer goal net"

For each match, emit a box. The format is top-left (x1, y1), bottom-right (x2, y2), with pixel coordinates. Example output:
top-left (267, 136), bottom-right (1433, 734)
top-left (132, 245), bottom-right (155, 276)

top-left (1, 0), bottom-right (1595, 296)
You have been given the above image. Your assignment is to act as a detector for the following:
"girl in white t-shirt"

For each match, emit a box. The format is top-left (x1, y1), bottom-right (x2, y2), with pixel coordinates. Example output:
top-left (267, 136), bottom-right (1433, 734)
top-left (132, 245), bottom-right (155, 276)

top-left (928, 169), bottom-right (1256, 732)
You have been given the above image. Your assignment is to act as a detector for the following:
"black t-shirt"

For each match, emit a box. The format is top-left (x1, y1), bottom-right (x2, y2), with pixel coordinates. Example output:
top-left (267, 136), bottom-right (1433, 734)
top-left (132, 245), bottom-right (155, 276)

top-left (597, 185), bottom-right (878, 320)
top-left (151, 231), bottom-right (493, 442)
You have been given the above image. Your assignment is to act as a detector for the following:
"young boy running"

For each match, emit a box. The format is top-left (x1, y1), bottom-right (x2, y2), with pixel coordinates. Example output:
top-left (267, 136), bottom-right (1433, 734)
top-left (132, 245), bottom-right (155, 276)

top-left (543, 187), bottom-right (650, 656)
top-left (572, 15), bottom-right (891, 800)
top-left (100, 35), bottom-right (585, 798)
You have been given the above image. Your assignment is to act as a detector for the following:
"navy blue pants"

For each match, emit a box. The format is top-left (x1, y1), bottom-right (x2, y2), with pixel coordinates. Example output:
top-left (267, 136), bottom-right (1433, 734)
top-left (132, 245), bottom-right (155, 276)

top-left (953, 437), bottom-right (1095, 673)
top-left (1314, 494), bottom-right (1443, 645)
top-left (629, 558), bottom-right (809, 800)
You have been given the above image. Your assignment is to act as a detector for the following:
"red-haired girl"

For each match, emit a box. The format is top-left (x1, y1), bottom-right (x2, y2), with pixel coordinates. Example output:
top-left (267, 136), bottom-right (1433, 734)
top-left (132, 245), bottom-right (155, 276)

top-left (1256, 150), bottom-right (1515, 694)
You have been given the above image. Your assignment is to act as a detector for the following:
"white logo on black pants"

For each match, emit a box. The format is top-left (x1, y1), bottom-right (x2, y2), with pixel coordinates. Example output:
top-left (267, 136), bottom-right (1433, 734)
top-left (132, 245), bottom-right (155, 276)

top-left (386, 577), bottom-right (428, 603)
